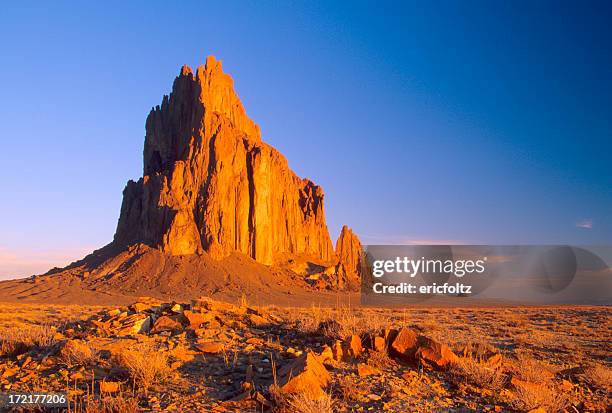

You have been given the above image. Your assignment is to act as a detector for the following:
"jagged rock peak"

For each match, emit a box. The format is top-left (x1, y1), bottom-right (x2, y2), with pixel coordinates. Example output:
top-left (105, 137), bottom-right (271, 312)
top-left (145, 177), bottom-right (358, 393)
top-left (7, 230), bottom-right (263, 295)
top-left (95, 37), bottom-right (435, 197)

top-left (114, 56), bottom-right (334, 266)
top-left (334, 225), bottom-right (363, 289)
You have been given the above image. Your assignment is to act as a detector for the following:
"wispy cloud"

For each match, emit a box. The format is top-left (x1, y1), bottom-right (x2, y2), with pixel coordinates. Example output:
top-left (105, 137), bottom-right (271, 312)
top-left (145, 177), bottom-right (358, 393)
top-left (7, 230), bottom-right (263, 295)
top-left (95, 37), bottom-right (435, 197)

top-left (576, 219), bottom-right (593, 229)
top-left (0, 246), bottom-right (94, 280)
top-left (359, 234), bottom-right (464, 245)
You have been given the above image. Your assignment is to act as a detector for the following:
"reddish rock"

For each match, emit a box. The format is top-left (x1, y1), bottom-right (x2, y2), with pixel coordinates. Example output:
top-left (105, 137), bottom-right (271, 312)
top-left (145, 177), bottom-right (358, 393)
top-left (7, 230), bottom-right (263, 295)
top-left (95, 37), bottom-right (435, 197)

top-left (319, 345), bottom-right (333, 361)
top-left (373, 336), bottom-right (386, 352)
top-left (99, 381), bottom-right (120, 393)
top-left (194, 342), bottom-right (225, 354)
top-left (344, 335), bottom-right (363, 359)
top-left (116, 314), bottom-right (151, 336)
top-left (414, 336), bottom-right (459, 368)
top-left (183, 310), bottom-right (215, 329)
top-left (334, 226), bottom-right (363, 289)
top-left (332, 340), bottom-right (344, 361)
top-left (357, 363), bottom-right (378, 376)
top-left (390, 328), bottom-right (419, 360)
top-left (247, 313), bottom-right (269, 327)
top-left (276, 351), bottom-right (331, 398)
top-left (114, 56), bottom-right (334, 265)
top-left (151, 315), bottom-right (185, 334)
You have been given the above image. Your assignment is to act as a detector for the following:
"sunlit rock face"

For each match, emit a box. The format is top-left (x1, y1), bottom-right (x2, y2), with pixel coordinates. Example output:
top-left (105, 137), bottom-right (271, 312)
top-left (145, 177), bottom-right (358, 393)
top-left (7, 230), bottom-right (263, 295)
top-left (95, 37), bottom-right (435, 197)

top-left (334, 225), bottom-right (363, 288)
top-left (115, 56), bottom-right (334, 264)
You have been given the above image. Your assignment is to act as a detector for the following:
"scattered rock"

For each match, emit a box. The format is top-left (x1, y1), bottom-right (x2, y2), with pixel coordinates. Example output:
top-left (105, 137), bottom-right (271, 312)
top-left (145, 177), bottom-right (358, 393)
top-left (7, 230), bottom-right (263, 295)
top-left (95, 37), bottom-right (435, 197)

top-left (357, 363), bottom-right (379, 376)
top-left (373, 336), bottom-right (386, 352)
top-left (276, 351), bottom-right (331, 398)
top-left (116, 314), bottom-right (151, 335)
top-left (390, 328), bottom-right (419, 361)
top-left (151, 315), bottom-right (185, 334)
top-left (344, 335), bottom-right (363, 359)
top-left (414, 336), bottom-right (458, 369)
top-left (183, 310), bottom-right (215, 329)
top-left (194, 342), bottom-right (225, 354)
top-left (100, 381), bottom-right (121, 393)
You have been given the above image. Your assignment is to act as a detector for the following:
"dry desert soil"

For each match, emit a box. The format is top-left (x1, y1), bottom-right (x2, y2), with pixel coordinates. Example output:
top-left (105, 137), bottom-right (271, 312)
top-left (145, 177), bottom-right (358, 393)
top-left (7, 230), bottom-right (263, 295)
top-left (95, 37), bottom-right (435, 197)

top-left (0, 297), bottom-right (609, 413)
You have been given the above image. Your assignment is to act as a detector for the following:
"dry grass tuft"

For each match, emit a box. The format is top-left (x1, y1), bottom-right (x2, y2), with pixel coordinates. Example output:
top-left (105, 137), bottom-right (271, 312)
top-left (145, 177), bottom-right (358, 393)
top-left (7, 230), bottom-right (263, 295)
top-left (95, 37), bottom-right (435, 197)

top-left (287, 392), bottom-right (334, 413)
top-left (508, 383), bottom-right (568, 412)
top-left (83, 396), bottom-right (139, 413)
top-left (450, 357), bottom-right (506, 390)
top-left (334, 375), bottom-right (370, 402)
top-left (0, 324), bottom-right (57, 356)
top-left (510, 353), bottom-right (556, 384)
top-left (367, 348), bottom-right (393, 370)
top-left (584, 364), bottom-right (612, 392)
top-left (118, 343), bottom-right (171, 393)
top-left (269, 386), bottom-right (334, 413)
top-left (290, 305), bottom-right (391, 339)
top-left (60, 340), bottom-right (98, 366)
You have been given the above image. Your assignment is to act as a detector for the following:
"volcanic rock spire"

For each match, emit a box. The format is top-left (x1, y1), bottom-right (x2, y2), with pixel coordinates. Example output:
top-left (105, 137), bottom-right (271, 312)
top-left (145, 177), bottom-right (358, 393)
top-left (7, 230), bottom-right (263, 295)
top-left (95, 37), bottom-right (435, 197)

top-left (114, 56), bottom-right (334, 265)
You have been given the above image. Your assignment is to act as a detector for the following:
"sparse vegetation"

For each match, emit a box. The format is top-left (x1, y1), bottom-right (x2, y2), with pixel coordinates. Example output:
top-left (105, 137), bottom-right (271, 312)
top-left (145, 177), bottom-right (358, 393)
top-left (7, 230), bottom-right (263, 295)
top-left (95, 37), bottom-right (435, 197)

top-left (334, 375), bottom-right (370, 402)
top-left (584, 364), bottom-right (612, 392)
top-left (366, 347), bottom-right (393, 370)
top-left (0, 301), bottom-right (608, 412)
top-left (118, 343), bottom-right (172, 393)
top-left (510, 353), bottom-right (556, 384)
top-left (0, 324), bottom-right (57, 357)
top-left (81, 396), bottom-right (140, 413)
top-left (508, 382), bottom-right (569, 412)
top-left (450, 357), bottom-right (506, 391)
top-left (60, 339), bottom-right (98, 366)
top-left (287, 392), bottom-right (334, 413)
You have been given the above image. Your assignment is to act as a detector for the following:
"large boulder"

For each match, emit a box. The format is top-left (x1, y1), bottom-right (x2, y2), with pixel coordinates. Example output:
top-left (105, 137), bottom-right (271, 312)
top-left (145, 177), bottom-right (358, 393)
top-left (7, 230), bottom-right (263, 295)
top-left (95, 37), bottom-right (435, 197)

top-left (390, 328), bottom-right (458, 369)
top-left (276, 351), bottom-right (331, 398)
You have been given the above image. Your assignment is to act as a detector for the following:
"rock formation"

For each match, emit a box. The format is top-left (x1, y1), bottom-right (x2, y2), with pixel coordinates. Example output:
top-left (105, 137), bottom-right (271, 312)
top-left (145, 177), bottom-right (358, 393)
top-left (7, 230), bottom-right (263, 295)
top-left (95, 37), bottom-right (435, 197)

top-left (114, 56), bottom-right (334, 265)
top-left (334, 225), bottom-right (364, 289)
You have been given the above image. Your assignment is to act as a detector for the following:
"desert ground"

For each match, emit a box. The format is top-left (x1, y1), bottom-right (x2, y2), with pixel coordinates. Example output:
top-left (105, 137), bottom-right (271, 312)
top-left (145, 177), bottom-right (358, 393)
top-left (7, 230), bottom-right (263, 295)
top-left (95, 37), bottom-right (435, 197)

top-left (0, 298), bottom-right (609, 413)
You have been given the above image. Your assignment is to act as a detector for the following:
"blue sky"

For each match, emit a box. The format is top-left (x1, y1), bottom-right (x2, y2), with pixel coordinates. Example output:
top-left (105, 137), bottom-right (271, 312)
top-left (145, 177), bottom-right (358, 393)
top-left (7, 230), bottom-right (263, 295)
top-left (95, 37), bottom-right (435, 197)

top-left (1, 1), bottom-right (611, 278)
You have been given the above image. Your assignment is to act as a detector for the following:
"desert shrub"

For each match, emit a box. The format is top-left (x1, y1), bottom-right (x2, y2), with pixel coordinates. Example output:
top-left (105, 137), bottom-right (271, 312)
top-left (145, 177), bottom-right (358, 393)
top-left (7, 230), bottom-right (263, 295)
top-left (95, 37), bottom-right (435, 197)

top-left (287, 392), bottom-right (334, 413)
top-left (84, 396), bottom-right (139, 413)
top-left (60, 340), bottom-right (98, 366)
top-left (334, 375), bottom-right (370, 403)
top-left (450, 357), bottom-right (506, 391)
top-left (584, 364), bottom-right (612, 392)
top-left (269, 386), bottom-right (334, 413)
top-left (118, 343), bottom-right (171, 393)
top-left (0, 324), bottom-right (57, 357)
top-left (508, 383), bottom-right (568, 412)
top-left (510, 353), bottom-right (555, 384)
top-left (291, 305), bottom-right (325, 335)
top-left (367, 348), bottom-right (393, 370)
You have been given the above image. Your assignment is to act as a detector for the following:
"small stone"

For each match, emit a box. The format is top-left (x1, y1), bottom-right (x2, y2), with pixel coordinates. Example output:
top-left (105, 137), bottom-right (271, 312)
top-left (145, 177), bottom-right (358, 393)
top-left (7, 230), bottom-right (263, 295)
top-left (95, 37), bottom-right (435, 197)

top-left (357, 363), bottom-right (378, 377)
top-left (100, 381), bottom-right (121, 393)
top-left (344, 335), bottom-right (362, 359)
top-left (373, 336), bottom-right (386, 352)
top-left (194, 342), bottom-right (224, 354)
top-left (151, 315), bottom-right (185, 334)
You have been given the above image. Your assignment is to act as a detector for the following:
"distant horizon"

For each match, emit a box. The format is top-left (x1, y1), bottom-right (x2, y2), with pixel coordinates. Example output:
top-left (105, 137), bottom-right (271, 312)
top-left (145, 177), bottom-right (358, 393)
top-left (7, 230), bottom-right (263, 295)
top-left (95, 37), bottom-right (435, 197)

top-left (2, 2), bottom-right (611, 278)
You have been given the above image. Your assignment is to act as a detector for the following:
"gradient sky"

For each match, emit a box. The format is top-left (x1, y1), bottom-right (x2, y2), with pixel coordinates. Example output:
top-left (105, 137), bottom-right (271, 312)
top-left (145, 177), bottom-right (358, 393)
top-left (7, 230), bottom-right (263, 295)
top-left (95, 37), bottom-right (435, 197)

top-left (1, 1), bottom-right (611, 278)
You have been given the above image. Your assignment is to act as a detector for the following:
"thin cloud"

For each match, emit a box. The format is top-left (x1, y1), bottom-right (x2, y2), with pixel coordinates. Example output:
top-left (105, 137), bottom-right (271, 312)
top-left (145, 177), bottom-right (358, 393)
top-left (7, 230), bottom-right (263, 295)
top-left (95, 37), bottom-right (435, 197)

top-left (359, 234), bottom-right (464, 245)
top-left (0, 246), bottom-right (94, 280)
top-left (576, 219), bottom-right (593, 229)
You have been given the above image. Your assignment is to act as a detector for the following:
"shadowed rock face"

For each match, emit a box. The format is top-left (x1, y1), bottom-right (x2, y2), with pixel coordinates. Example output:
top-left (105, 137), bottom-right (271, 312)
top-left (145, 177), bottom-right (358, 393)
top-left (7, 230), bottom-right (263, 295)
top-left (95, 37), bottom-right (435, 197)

top-left (114, 56), bottom-right (334, 265)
